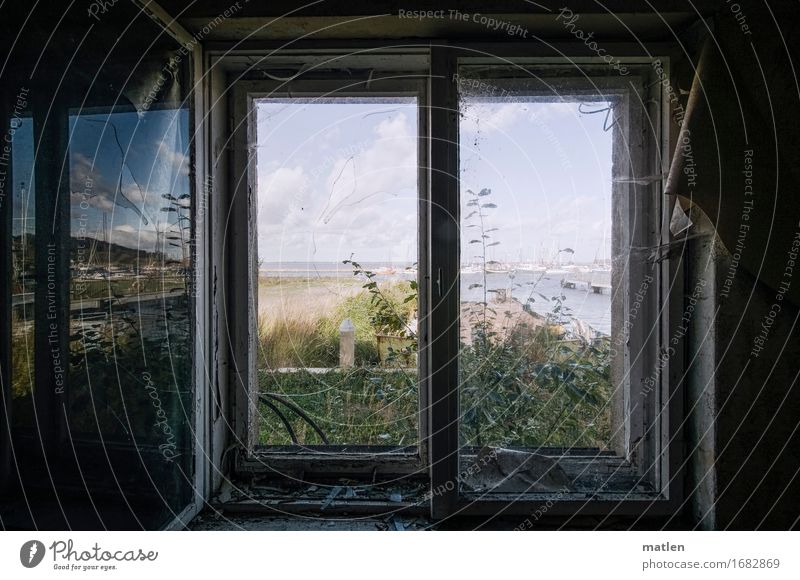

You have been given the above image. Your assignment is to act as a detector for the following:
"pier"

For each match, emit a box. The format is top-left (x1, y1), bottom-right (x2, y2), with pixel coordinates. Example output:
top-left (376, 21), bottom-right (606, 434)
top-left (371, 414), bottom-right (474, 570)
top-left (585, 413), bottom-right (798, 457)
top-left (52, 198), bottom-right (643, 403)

top-left (561, 270), bottom-right (612, 294)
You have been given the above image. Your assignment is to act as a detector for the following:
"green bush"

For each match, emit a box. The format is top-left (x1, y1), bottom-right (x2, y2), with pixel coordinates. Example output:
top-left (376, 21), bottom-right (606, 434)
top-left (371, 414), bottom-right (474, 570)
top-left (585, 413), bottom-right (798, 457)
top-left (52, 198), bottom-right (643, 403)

top-left (459, 316), bottom-right (611, 450)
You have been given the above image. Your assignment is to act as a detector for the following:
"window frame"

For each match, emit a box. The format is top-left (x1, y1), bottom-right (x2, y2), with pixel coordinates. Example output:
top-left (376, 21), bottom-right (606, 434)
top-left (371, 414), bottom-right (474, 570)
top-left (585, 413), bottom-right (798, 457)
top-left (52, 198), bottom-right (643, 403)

top-left (0, 14), bottom-right (206, 529)
top-left (226, 58), bottom-right (432, 478)
top-left (430, 48), bottom-right (684, 518)
top-left (212, 43), bottom-right (685, 519)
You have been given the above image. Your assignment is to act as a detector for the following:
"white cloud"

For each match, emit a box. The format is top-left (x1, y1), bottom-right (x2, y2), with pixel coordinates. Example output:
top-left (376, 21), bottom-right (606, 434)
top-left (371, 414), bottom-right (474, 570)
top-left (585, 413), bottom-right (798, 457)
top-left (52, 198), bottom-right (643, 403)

top-left (460, 101), bottom-right (579, 136)
top-left (108, 223), bottom-right (159, 250)
top-left (256, 112), bottom-right (418, 262)
top-left (157, 141), bottom-right (190, 177)
top-left (257, 165), bottom-right (310, 226)
top-left (70, 152), bottom-right (162, 224)
top-left (320, 113), bottom-right (416, 222)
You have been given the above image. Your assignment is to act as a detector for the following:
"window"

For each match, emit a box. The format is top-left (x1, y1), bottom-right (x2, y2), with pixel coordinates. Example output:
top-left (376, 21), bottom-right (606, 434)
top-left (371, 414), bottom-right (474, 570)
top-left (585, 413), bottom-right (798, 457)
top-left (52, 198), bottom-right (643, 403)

top-left (254, 97), bottom-right (420, 449)
top-left (453, 63), bottom-right (671, 507)
top-left (226, 53), bottom-right (430, 477)
top-left (458, 86), bottom-right (615, 478)
top-left (68, 106), bottom-right (193, 476)
top-left (2, 8), bottom-right (198, 529)
top-left (10, 116), bottom-right (35, 431)
top-left (220, 49), bottom-right (680, 516)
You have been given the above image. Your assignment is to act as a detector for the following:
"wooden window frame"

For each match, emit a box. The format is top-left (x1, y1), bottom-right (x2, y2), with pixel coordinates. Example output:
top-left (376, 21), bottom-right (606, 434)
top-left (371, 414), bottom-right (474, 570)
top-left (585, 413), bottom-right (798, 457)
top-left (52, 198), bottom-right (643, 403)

top-left (207, 42), bottom-right (685, 520)
top-left (433, 48), bottom-right (684, 519)
top-left (225, 51), bottom-right (431, 479)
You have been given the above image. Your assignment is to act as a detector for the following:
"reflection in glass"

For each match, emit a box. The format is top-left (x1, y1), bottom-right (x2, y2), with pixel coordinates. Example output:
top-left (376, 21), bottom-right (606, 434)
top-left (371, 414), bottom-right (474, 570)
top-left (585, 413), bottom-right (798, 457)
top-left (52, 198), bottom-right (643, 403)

top-left (254, 98), bottom-right (419, 447)
top-left (10, 117), bottom-right (36, 429)
top-left (67, 108), bottom-right (192, 476)
top-left (0, 4), bottom-right (197, 530)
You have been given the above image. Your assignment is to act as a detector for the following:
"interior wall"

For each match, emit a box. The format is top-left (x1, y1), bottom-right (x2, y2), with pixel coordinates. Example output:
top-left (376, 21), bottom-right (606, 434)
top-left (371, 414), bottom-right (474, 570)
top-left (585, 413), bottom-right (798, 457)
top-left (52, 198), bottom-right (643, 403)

top-left (195, 4), bottom-right (800, 529)
top-left (711, 244), bottom-right (800, 529)
top-left (667, 9), bottom-right (800, 530)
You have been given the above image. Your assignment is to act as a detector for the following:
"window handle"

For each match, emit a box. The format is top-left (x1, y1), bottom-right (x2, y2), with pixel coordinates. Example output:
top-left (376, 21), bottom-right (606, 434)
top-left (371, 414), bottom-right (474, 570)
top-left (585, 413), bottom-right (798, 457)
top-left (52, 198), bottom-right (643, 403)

top-left (436, 267), bottom-right (442, 298)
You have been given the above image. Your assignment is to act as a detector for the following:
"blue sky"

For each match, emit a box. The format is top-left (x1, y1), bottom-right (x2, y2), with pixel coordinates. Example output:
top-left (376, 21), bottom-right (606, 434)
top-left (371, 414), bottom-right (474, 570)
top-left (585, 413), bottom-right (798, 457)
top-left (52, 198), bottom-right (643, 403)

top-left (12, 97), bottom-right (612, 266)
top-left (256, 99), bottom-right (419, 265)
top-left (460, 99), bottom-right (613, 264)
top-left (12, 108), bottom-right (191, 260)
top-left (67, 108), bottom-right (190, 259)
top-left (256, 97), bottom-right (612, 265)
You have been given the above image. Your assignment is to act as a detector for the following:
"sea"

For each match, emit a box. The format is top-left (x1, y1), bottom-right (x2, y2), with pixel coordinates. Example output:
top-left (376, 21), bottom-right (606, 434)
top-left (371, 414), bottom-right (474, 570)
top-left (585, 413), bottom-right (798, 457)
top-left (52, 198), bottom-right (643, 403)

top-left (260, 262), bottom-right (611, 336)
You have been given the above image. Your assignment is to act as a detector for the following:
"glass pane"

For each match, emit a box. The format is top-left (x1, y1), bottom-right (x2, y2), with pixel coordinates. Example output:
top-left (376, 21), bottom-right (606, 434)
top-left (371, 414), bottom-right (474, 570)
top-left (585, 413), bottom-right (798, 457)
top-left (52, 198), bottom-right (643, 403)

top-left (67, 106), bottom-right (193, 503)
top-left (254, 98), bottom-right (419, 448)
top-left (1, 4), bottom-right (195, 530)
top-left (10, 116), bottom-right (36, 429)
top-left (458, 83), bottom-right (615, 490)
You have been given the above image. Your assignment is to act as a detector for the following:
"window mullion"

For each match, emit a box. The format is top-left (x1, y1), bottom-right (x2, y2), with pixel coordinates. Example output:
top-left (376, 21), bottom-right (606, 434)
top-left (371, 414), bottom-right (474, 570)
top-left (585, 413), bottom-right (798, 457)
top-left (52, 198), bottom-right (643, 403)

top-left (32, 95), bottom-right (70, 463)
top-left (427, 46), bottom-right (460, 519)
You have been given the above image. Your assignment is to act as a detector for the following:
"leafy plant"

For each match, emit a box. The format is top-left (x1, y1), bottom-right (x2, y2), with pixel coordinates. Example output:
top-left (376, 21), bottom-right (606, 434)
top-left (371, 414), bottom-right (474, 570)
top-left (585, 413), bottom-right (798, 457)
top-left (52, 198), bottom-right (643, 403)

top-left (342, 258), bottom-right (419, 366)
top-left (459, 187), bottom-right (611, 449)
top-left (463, 188), bottom-right (498, 338)
top-left (343, 258), bottom-right (417, 338)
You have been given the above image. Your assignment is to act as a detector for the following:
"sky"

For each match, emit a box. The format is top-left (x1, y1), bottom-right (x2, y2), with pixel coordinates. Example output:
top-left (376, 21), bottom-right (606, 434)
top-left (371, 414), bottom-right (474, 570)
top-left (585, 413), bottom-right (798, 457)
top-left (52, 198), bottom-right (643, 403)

top-left (460, 99), bottom-right (613, 265)
top-left (11, 95), bottom-right (613, 267)
top-left (12, 108), bottom-right (191, 263)
top-left (256, 96), bottom-right (613, 265)
top-left (67, 109), bottom-right (191, 261)
top-left (10, 118), bottom-right (35, 236)
top-left (256, 99), bottom-right (419, 266)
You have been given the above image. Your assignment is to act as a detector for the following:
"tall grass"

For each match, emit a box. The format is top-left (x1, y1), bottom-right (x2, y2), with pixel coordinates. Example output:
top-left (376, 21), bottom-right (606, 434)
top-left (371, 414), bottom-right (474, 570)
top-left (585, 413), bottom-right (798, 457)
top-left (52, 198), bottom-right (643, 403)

top-left (256, 277), bottom-right (415, 369)
top-left (255, 277), bottom-right (420, 445)
top-left (256, 275), bottom-right (611, 448)
top-left (256, 302), bottom-right (337, 369)
top-left (258, 368), bottom-right (418, 446)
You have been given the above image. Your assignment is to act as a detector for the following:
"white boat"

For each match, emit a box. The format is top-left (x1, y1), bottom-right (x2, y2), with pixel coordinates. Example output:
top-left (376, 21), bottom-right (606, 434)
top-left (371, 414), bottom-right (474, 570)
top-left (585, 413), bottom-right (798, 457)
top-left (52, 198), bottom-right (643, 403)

top-left (516, 262), bottom-right (546, 272)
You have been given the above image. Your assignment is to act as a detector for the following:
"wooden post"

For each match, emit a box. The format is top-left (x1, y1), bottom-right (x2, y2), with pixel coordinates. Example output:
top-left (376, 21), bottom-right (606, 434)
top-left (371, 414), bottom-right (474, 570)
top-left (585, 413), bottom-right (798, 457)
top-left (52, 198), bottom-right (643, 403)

top-left (339, 319), bottom-right (355, 368)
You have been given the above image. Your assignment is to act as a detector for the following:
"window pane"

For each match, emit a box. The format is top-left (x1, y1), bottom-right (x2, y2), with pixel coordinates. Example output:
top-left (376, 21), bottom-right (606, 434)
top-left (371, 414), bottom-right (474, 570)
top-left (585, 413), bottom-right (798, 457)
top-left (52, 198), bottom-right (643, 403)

top-left (254, 98), bottom-right (419, 448)
top-left (1, 4), bottom-right (196, 530)
top-left (68, 107), bottom-right (192, 432)
top-left (67, 106), bottom-right (193, 500)
top-left (10, 117), bottom-right (35, 429)
top-left (458, 81), bottom-right (616, 489)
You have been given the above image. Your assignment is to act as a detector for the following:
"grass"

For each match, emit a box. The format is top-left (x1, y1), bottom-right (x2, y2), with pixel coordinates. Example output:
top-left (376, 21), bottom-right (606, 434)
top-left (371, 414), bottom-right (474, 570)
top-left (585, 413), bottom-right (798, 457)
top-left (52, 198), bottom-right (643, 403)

top-left (258, 368), bottom-right (418, 446)
top-left (255, 276), bottom-right (420, 446)
top-left (10, 273), bottom-right (612, 450)
top-left (257, 335), bottom-right (611, 449)
top-left (256, 276), bottom-right (415, 368)
top-left (255, 275), bottom-right (612, 449)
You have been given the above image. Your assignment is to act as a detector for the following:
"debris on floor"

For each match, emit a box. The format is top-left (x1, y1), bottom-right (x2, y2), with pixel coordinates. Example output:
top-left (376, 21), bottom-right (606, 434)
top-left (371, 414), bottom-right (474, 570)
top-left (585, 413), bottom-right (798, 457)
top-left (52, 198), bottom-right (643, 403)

top-left (463, 447), bottom-right (573, 493)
